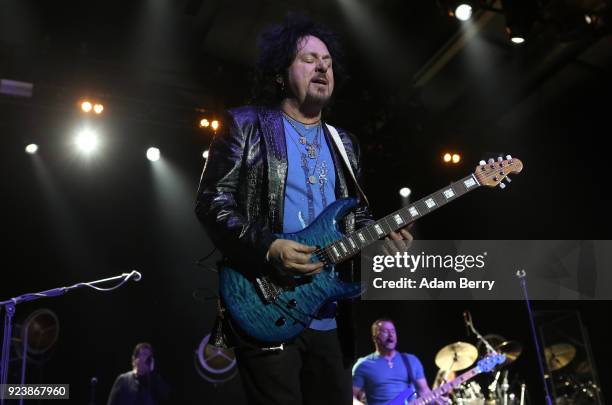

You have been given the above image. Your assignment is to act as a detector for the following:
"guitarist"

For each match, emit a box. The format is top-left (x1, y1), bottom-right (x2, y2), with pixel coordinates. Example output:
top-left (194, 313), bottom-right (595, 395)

top-left (195, 15), bottom-right (412, 405)
top-left (352, 319), bottom-right (446, 405)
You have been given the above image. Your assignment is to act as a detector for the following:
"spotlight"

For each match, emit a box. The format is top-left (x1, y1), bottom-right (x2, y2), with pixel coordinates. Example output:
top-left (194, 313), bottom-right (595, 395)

top-left (455, 4), bottom-right (473, 21)
top-left (202, 150), bottom-right (209, 159)
top-left (502, 0), bottom-right (536, 45)
top-left (93, 103), bottom-right (104, 114)
top-left (211, 120), bottom-right (219, 131)
top-left (399, 187), bottom-right (412, 198)
top-left (146, 147), bottom-right (160, 162)
top-left (25, 144), bottom-right (38, 154)
top-left (443, 153), bottom-right (452, 163)
top-left (75, 129), bottom-right (99, 154)
top-left (81, 101), bottom-right (93, 113)
top-left (199, 119), bottom-right (210, 128)
top-left (452, 153), bottom-right (461, 163)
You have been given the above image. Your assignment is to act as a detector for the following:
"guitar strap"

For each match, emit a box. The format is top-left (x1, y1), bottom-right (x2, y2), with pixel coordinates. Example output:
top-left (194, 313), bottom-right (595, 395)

top-left (325, 123), bottom-right (370, 206)
top-left (400, 353), bottom-right (417, 387)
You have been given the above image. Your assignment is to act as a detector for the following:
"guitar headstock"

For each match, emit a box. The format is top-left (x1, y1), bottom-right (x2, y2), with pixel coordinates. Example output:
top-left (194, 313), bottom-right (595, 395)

top-left (476, 353), bottom-right (506, 373)
top-left (474, 155), bottom-right (523, 189)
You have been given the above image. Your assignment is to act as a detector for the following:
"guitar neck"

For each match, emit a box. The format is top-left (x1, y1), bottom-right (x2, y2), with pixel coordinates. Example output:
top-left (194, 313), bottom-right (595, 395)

top-left (409, 366), bottom-right (481, 405)
top-left (324, 174), bottom-right (481, 264)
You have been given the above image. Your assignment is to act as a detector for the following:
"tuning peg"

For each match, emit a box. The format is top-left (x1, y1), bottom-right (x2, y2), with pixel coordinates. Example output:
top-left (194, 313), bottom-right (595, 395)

top-left (506, 155), bottom-right (512, 160)
top-left (499, 182), bottom-right (507, 189)
top-left (479, 160), bottom-right (486, 166)
top-left (497, 156), bottom-right (503, 162)
top-left (488, 158), bottom-right (495, 164)
top-left (505, 176), bottom-right (512, 183)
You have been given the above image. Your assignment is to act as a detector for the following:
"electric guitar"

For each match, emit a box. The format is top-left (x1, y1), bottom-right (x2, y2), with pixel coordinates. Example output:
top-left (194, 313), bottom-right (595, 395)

top-left (385, 353), bottom-right (506, 405)
top-left (220, 157), bottom-right (523, 345)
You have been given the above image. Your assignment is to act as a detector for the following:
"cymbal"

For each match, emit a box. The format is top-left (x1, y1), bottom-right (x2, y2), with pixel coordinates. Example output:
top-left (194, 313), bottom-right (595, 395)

top-left (435, 341), bottom-right (478, 371)
top-left (495, 340), bottom-right (523, 365)
top-left (544, 343), bottom-right (576, 371)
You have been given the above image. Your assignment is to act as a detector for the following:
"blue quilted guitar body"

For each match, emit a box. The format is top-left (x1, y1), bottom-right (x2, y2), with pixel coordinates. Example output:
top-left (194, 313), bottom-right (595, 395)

top-left (219, 197), bottom-right (362, 344)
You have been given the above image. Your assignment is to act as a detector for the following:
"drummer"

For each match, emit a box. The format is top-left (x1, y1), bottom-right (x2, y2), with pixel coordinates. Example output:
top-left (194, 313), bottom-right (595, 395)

top-left (352, 318), bottom-right (447, 405)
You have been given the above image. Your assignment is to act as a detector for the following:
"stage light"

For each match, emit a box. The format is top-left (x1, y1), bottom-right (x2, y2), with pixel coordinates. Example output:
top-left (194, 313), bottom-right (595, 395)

top-left (75, 129), bottom-right (99, 154)
top-left (202, 150), bottom-right (209, 159)
top-left (452, 153), bottom-right (461, 163)
top-left (81, 101), bottom-right (93, 113)
top-left (147, 147), bottom-right (160, 162)
top-left (200, 119), bottom-right (210, 128)
top-left (93, 103), bottom-right (104, 114)
top-left (25, 144), bottom-right (38, 154)
top-left (211, 120), bottom-right (219, 130)
top-left (399, 187), bottom-right (411, 198)
top-left (502, 0), bottom-right (535, 45)
top-left (455, 4), bottom-right (472, 21)
top-left (443, 153), bottom-right (452, 163)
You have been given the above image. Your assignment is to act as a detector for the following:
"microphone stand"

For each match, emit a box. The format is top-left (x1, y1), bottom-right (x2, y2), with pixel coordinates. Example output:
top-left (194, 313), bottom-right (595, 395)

top-left (516, 269), bottom-right (553, 405)
top-left (0, 271), bottom-right (141, 405)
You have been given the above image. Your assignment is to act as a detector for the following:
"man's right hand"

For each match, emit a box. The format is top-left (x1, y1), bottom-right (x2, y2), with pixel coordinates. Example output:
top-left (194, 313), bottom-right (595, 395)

top-left (267, 239), bottom-right (323, 276)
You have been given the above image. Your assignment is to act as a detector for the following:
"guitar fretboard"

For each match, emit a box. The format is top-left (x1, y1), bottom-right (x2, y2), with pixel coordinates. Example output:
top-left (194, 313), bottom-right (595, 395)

top-left (410, 367), bottom-right (480, 405)
top-left (322, 174), bottom-right (481, 264)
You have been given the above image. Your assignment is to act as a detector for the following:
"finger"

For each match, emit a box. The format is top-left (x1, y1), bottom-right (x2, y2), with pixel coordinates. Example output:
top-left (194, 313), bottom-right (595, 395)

top-left (388, 231), bottom-right (402, 241)
top-left (288, 250), bottom-right (315, 264)
top-left (292, 241), bottom-right (318, 253)
top-left (399, 229), bottom-right (413, 242)
top-left (290, 261), bottom-right (323, 274)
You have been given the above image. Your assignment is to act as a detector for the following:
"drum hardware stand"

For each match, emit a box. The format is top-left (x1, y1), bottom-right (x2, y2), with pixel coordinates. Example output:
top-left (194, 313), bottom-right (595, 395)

top-left (516, 269), bottom-right (553, 405)
top-left (464, 311), bottom-right (497, 354)
top-left (0, 270), bottom-right (142, 405)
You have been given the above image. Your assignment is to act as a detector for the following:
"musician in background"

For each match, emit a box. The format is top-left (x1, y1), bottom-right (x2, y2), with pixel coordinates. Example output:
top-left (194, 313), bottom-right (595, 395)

top-left (195, 14), bottom-right (412, 405)
top-left (352, 319), bottom-right (446, 405)
top-left (107, 342), bottom-right (169, 405)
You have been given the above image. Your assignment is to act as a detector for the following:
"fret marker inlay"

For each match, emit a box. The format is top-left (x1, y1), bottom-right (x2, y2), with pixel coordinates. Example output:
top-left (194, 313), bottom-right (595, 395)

top-left (393, 214), bottom-right (404, 225)
top-left (464, 177), bottom-right (477, 188)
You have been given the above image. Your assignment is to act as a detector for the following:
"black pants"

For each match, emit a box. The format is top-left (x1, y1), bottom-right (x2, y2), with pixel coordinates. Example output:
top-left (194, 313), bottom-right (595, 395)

top-left (235, 328), bottom-right (353, 405)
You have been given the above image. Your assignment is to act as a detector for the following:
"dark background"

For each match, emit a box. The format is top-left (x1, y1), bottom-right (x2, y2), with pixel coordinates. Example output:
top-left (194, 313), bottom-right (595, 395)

top-left (2, 0), bottom-right (611, 403)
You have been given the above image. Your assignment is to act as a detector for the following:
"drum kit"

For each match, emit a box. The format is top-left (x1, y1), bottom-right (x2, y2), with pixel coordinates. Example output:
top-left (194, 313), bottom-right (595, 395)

top-left (433, 336), bottom-right (526, 405)
top-left (433, 338), bottom-right (601, 405)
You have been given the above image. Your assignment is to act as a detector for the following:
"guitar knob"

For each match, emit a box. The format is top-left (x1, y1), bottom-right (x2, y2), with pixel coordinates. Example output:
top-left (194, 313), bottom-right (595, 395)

top-left (497, 156), bottom-right (503, 162)
top-left (479, 160), bottom-right (486, 166)
top-left (488, 158), bottom-right (495, 164)
top-left (506, 155), bottom-right (512, 160)
top-left (287, 299), bottom-right (297, 308)
top-left (499, 183), bottom-right (507, 189)
top-left (275, 316), bottom-right (286, 327)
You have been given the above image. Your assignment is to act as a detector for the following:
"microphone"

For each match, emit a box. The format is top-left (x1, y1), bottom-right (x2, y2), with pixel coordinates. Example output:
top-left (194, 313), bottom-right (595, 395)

top-left (463, 310), bottom-right (472, 336)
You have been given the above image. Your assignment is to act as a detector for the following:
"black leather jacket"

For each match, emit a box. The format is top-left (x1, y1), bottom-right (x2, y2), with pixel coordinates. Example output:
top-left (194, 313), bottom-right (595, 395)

top-left (195, 105), bottom-right (374, 360)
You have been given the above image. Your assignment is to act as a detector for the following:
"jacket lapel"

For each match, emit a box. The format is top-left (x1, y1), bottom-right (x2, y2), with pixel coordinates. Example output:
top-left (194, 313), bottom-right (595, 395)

top-left (258, 107), bottom-right (287, 233)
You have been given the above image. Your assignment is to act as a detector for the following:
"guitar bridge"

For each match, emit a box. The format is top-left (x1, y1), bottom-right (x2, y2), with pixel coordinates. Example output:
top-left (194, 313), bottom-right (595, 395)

top-left (255, 276), bottom-right (283, 303)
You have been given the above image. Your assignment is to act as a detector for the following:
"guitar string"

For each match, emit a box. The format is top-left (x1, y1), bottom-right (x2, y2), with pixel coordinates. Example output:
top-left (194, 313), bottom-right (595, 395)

top-left (310, 167), bottom-right (516, 263)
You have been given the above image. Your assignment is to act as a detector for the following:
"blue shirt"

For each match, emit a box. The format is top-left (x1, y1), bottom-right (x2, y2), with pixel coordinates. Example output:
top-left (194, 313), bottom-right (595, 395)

top-left (352, 352), bottom-right (425, 405)
top-left (282, 116), bottom-right (337, 330)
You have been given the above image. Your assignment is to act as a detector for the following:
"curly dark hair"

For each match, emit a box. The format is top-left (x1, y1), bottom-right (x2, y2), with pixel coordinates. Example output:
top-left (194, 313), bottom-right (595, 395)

top-left (252, 14), bottom-right (347, 105)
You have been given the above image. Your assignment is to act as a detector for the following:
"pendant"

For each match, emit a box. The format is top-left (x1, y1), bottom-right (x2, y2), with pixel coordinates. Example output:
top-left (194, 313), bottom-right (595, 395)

top-left (307, 146), bottom-right (317, 159)
top-left (299, 136), bottom-right (307, 145)
top-left (308, 175), bottom-right (317, 184)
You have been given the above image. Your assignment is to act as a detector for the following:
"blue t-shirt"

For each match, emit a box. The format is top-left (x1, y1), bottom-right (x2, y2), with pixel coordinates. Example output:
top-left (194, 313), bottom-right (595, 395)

top-left (352, 352), bottom-right (425, 405)
top-left (282, 116), bottom-right (337, 330)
